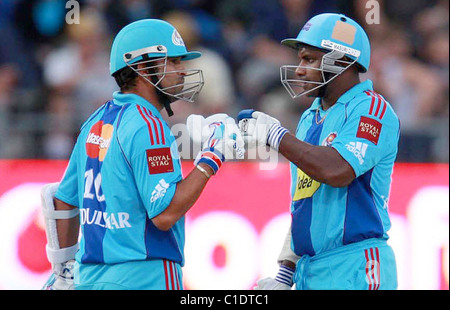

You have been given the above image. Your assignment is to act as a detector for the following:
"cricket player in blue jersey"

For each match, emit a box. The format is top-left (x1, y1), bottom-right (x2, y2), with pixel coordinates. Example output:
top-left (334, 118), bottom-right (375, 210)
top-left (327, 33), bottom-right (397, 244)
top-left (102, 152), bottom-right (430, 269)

top-left (40, 19), bottom-right (244, 290)
top-left (238, 13), bottom-right (400, 290)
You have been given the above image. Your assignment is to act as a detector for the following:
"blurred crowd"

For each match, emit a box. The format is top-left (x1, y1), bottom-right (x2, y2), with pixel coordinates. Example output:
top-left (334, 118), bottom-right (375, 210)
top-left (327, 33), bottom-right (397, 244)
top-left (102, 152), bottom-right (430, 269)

top-left (0, 0), bottom-right (448, 162)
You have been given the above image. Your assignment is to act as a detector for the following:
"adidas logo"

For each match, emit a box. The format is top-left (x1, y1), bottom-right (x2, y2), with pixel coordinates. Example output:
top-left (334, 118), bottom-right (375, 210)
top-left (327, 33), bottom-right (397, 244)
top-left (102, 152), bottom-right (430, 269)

top-left (345, 141), bottom-right (368, 165)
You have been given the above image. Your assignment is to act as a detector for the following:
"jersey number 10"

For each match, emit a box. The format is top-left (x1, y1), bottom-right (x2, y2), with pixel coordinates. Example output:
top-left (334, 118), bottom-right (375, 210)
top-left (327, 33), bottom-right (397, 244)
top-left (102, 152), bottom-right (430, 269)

top-left (83, 169), bottom-right (105, 202)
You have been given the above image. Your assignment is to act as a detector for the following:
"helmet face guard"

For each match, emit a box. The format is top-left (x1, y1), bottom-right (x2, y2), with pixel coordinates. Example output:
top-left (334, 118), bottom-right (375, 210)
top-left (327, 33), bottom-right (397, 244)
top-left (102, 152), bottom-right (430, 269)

top-left (280, 47), bottom-right (358, 99)
top-left (123, 45), bottom-right (204, 103)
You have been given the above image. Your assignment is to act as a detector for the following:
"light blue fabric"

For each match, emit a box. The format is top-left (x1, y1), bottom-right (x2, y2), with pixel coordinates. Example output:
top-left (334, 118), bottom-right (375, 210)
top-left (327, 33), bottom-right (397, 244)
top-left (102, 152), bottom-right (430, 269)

top-left (289, 80), bottom-right (400, 257)
top-left (293, 238), bottom-right (397, 290)
top-left (56, 92), bottom-right (185, 289)
top-left (75, 259), bottom-right (183, 290)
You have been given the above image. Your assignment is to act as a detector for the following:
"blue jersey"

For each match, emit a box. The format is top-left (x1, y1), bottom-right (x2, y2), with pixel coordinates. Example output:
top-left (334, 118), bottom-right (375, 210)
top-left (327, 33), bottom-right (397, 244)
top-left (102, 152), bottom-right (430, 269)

top-left (55, 92), bottom-right (185, 266)
top-left (290, 80), bottom-right (400, 257)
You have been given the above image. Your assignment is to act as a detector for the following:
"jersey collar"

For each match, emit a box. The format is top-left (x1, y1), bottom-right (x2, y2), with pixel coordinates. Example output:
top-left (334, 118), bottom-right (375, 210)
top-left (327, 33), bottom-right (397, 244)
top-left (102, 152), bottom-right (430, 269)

top-left (336, 79), bottom-right (374, 104)
top-left (112, 91), bottom-right (164, 119)
top-left (310, 79), bottom-right (374, 110)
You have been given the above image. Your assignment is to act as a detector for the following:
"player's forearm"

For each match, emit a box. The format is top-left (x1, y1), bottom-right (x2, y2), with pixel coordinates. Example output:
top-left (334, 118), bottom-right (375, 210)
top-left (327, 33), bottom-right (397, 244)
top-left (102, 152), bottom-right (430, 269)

top-left (151, 163), bottom-right (213, 231)
top-left (279, 133), bottom-right (355, 187)
top-left (54, 198), bottom-right (80, 248)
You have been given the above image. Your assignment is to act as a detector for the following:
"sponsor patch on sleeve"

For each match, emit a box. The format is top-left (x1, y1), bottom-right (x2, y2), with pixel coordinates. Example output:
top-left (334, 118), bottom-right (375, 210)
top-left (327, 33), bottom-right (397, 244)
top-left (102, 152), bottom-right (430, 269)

top-left (146, 148), bottom-right (174, 174)
top-left (356, 116), bottom-right (382, 145)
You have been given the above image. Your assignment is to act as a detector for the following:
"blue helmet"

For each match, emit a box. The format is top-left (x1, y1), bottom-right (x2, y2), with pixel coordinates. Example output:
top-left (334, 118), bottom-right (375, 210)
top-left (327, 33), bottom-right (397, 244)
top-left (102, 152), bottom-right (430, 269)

top-left (281, 13), bottom-right (370, 72)
top-left (280, 13), bottom-right (371, 99)
top-left (110, 19), bottom-right (204, 105)
top-left (110, 19), bottom-right (201, 74)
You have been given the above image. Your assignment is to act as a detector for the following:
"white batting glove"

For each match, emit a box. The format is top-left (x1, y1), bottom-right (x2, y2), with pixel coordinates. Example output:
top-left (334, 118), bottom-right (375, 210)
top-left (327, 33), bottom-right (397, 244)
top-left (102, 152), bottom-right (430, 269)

top-left (187, 113), bottom-right (230, 146)
top-left (42, 259), bottom-right (75, 290)
top-left (237, 109), bottom-right (289, 151)
top-left (254, 278), bottom-right (292, 290)
top-left (187, 114), bottom-right (245, 174)
top-left (253, 264), bottom-right (295, 290)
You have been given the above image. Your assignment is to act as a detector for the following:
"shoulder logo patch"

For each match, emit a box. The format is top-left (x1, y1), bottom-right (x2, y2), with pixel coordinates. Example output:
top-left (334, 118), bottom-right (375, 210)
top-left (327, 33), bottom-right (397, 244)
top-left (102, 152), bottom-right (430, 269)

top-left (356, 116), bottom-right (382, 145)
top-left (146, 148), bottom-right (174, 174)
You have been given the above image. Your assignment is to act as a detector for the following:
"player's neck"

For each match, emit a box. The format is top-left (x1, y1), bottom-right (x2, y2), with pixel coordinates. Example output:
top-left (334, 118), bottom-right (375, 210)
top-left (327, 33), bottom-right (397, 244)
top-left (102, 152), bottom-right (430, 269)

top-left (124, 79), bottom-right (164, 111)
top-left (321, 74), bottom-right (360, 110)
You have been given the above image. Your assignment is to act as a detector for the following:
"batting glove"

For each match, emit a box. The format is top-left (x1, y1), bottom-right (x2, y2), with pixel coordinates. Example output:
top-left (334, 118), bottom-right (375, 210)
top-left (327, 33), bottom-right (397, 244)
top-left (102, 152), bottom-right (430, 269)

top-left (187, 113), bottom-right (230, 146)
top-left (42, 259), bottom-right (75, 290)
top-left (187, 114), bottom-right (245, 174)
top-left (253, 265), bottom-right (295, 290)
top-left (237, 109), bottom-right (288, 151)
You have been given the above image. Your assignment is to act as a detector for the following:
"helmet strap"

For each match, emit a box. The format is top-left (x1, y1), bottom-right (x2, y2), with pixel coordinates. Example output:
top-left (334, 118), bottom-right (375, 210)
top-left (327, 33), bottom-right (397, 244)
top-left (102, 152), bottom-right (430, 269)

top-left (149, 73), bottom-right (174, 117)
top-left (164, 101), bottom-right (174, 117)
top-left (139, 53), bottom-right (174, 117)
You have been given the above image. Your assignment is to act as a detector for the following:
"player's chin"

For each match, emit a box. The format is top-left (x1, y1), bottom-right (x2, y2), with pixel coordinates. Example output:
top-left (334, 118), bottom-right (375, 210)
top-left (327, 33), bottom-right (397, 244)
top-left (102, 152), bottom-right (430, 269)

top-left (301, 85), bottom-right (320, 98)
top-left (305, 89), bottom-right (319, 98)
top-left (169, 85), bottom-right (185, 96)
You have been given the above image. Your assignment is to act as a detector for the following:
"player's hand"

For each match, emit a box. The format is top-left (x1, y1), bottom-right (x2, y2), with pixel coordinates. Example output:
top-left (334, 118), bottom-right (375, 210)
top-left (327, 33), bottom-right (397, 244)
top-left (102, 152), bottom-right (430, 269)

top-left (237, 109), bottom-right (288, 151)
top-left (187, 113), bottom-right (245, 160)
top-left (187, 114), bottom-right (245, 174)
top-left (187, 113), bottom-right (230, 146)
top-left (253, 277), bottom-right (292, 290)
top-left (42, 260), bottom-right (75, 290)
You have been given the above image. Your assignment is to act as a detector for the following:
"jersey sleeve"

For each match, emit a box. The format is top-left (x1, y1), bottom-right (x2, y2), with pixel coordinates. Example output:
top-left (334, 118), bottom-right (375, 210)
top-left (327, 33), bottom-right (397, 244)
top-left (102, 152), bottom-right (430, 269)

top-left (331, 96), bottom-right (400, 178)
top-left (54, 106), bottom-right (108, 207)
top-left (55, 140), bottom-right (81, 207)
top-left (124, 106), bottom-right (182, 219)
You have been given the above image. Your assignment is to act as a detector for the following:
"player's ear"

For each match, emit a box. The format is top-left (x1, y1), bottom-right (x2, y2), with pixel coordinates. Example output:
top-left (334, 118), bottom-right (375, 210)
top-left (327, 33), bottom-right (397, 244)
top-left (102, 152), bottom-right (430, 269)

top-left (136, 63), bottom-right (151, 75)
